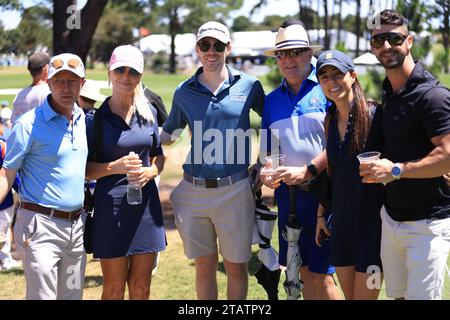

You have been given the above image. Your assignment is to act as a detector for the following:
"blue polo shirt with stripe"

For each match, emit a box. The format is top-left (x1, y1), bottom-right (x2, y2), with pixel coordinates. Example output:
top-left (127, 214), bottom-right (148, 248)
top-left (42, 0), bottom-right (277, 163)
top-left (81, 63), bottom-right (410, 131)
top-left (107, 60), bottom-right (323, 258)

top-left (3, 96), bottom-right (88, 211)
top-left (163, 66), bottom-right (265, 178)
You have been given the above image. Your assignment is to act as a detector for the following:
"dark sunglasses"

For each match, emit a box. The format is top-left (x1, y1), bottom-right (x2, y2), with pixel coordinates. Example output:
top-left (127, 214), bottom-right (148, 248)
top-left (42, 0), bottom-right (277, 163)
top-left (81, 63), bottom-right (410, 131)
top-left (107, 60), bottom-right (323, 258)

top-left (197, 40), bottom-right (227, 53)
top-left (274, 48), bottom-right (310, 60)
top-left (370, 32), bottom-right (408, 49)
top-left (113, 66), bottom-right (141, 77)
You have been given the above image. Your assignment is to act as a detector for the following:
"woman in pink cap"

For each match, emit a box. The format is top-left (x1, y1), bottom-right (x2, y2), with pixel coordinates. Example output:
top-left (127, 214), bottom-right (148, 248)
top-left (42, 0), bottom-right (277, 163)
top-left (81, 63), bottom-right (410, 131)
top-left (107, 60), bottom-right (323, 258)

top-left (85, 45), bottom-right (166, 300)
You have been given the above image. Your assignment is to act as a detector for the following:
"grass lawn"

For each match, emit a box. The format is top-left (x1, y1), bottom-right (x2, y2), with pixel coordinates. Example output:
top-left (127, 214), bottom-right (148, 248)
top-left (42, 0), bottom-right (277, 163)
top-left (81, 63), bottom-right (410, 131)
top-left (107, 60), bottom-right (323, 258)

top-left (0, 67), bottom-right (449, 300)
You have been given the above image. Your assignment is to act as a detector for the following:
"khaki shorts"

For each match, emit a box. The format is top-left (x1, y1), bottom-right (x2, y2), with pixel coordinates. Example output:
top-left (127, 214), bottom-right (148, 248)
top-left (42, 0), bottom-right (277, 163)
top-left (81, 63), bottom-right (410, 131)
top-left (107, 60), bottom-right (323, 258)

top-left (380, 206), bottom-right (450, 300)
top-left (170, 177), bottom-right (254, 263)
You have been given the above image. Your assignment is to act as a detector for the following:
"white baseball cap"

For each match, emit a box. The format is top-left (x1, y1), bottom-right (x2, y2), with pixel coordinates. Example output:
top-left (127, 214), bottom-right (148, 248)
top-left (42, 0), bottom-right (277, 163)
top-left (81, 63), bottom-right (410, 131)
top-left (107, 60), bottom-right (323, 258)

top-left (196, 21), bottom-right (230, 44)
top-left (48, 53), bottom-right (85, 79)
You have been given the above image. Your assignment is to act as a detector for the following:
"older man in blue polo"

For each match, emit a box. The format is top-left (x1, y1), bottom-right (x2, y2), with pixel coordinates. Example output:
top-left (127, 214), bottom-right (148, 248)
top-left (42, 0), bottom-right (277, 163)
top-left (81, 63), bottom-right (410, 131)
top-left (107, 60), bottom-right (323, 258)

top-left (0, 53), bottom-right (87, 300)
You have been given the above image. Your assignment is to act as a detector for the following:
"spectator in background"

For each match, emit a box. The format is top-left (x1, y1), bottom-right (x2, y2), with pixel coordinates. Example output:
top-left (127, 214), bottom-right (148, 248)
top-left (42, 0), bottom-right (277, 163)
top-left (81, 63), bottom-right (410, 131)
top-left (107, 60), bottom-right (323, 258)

top-left (78, 79), bottom-right (107, 115)
top-left (0, 118), bottom-right (21, 271)
top-left (12, 52), bottom-right (51, 123)
top-left (0, 108), bottom-right (12, 140)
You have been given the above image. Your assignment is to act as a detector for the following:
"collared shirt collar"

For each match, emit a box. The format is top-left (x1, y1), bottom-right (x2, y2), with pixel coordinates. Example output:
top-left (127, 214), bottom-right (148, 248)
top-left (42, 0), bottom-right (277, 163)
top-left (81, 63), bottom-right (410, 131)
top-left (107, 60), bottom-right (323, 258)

top-left (42, 94), bottom-right (82, 122)
top-left (188, 65), bottom-right (241, 89)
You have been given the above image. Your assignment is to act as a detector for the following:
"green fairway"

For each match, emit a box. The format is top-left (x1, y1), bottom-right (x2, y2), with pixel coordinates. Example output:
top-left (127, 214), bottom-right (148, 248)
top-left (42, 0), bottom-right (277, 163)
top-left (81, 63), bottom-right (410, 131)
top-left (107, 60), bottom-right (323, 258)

top-left (0, 66), bottom-right (449, 300)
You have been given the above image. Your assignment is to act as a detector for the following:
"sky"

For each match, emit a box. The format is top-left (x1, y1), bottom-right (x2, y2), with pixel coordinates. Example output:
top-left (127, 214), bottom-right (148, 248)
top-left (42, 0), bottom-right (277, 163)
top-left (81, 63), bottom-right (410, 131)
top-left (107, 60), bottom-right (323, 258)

top-left (0, 0), bottom-right (376, 30)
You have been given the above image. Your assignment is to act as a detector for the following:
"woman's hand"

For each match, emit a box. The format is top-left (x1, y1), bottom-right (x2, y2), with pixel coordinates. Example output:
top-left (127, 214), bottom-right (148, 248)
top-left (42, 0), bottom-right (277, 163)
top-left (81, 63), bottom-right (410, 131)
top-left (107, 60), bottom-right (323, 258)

top-left (126, 166), bottom-right (158, 189)
top-left (110, 153), bottom-right (142, 175)
top-left (315, 205), bottom-right (331, 247)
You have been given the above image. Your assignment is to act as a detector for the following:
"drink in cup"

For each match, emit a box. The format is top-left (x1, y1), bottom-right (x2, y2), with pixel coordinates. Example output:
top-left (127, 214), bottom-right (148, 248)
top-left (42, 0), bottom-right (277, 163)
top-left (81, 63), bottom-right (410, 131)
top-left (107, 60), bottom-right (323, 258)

top-left (261, 154), bottom-right (286, 179)
top-left (357, 151), bottom-right (380, 164)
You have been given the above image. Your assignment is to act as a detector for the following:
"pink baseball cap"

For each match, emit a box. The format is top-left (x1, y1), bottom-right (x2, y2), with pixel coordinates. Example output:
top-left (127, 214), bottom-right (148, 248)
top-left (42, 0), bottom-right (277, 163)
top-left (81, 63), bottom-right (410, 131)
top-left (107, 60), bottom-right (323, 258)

top-left (109, 45), bottom-right (144, 74)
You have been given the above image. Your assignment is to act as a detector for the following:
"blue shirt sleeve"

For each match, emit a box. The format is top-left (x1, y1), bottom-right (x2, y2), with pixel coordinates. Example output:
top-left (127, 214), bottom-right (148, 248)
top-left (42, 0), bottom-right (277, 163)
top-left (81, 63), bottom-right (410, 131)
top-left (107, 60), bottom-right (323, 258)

top-left (3, 121), bottom-right (32, 171)
top-left (162, 89), bottom-right (187, 135)
top-left (150, 107), bottom-right (163, 157)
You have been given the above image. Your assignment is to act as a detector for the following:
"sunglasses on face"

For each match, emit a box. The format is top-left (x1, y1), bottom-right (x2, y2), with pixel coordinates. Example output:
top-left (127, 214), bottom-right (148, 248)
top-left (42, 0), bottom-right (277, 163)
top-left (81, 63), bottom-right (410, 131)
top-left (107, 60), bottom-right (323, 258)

top-left (51, 58), bottom-right (81, 70)
top-left (113, 66), bottom-right (141, 77)
top-left (370, 32), bottom-right (408, 49)
top-left (274, 48), bottom-right (310, 60)
top-left (197, 40), bottom-right (227, 53)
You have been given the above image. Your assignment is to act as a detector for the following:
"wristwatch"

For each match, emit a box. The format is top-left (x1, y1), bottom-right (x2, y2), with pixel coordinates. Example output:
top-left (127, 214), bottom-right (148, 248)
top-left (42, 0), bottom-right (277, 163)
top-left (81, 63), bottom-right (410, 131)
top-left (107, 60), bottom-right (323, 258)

top-left (307, 161), bottom-right (318, 177)
top-left (391, 163), bottom-right (403, 180)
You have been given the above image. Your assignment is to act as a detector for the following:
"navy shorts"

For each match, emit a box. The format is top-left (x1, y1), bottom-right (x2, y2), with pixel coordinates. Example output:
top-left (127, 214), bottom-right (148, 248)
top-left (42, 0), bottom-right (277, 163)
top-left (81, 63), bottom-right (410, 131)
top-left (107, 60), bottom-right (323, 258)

top-left (276, 186), bottom-right (335, 275)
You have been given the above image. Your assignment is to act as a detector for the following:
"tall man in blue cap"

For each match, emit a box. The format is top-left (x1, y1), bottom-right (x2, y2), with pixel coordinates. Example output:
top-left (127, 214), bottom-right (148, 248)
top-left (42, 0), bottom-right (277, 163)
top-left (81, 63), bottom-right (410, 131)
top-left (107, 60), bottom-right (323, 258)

top-left (0, 53), bottom-right (87, 299)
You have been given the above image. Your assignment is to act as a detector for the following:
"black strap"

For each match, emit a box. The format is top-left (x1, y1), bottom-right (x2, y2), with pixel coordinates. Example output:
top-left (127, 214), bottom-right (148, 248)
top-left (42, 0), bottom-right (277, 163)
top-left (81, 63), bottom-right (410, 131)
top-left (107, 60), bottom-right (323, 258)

top-left (92, 109), bottom-right (103, 162)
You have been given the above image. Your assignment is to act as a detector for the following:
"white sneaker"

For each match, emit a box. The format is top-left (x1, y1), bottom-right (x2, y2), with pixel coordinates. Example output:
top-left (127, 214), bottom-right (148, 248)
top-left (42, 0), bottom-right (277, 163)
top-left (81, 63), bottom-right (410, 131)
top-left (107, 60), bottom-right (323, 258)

top-left (2, 259), bottom-right (21, 270)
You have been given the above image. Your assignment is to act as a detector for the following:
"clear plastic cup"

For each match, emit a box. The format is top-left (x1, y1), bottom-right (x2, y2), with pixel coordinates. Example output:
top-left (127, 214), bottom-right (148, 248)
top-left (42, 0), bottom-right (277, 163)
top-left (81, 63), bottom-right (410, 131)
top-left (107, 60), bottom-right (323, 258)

top-left (261, 154), bottom-right (286, 179)
top-left (357, 151), bottom-right (381, 164)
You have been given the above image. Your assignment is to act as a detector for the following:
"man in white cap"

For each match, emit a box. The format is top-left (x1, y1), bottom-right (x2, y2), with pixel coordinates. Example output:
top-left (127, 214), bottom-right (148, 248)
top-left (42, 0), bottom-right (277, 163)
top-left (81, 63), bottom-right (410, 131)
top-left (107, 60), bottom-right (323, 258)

top-left (161, 21), bottom-right (265, 300)
top-left (12, 52), bottom-right (51, 123)
top-left (0, 53), bottom-right (88, 299)
top-left (259, 21), bottom-right (341, 299)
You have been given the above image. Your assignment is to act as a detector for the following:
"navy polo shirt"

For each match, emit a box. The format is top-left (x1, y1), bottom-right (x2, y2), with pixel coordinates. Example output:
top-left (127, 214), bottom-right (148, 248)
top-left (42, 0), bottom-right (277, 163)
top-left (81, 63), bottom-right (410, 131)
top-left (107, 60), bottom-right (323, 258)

top-left (382, 62), bottom-right (450, 221)
top-left (163, 66), bottom-right (265, 178)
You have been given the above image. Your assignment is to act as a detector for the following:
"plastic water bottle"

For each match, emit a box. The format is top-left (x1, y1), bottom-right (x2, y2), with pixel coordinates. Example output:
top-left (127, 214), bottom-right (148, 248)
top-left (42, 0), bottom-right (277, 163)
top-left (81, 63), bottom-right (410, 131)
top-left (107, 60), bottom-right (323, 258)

top-left (127, 152), bottom-right (142, 205)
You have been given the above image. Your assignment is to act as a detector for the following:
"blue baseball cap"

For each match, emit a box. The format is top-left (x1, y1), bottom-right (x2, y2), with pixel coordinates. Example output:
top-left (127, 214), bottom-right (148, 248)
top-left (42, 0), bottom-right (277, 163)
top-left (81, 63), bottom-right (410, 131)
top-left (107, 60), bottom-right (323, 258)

top-left (317, 50), bottom-right (355, 74)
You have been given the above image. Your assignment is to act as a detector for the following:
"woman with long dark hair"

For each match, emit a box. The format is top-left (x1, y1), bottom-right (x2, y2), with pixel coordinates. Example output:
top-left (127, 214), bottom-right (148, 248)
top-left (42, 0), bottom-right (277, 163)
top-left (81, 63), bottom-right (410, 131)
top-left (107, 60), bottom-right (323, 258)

top-left (315, 50), bottom-right (384, 300)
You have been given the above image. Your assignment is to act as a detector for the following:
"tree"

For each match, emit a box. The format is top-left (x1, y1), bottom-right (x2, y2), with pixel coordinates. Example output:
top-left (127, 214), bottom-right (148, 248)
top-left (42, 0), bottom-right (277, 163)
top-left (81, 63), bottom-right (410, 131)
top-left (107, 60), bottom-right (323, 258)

top-left (15, 5), bottom-right (51, 53)
top-left (155, 0), bottom-right (243, 74)
top-left (434, 0), bottom-right (450, 73)
top-left (53, 0), bottom-right (108, 63)
top-left (0, 0), bottom-right (108, 63)
top-left (91, 4), bottom-right (135, 66)
top-left (232, 16), bottom-right (252, 32)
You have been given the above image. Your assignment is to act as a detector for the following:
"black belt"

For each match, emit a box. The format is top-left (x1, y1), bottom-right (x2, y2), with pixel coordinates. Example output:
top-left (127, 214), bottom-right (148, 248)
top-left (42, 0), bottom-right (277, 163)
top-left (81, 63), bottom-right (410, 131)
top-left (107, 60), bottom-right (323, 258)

top-left (21, 202), bottom-right (82, 221)
top-left (183, 170), bottom-right (249, 188)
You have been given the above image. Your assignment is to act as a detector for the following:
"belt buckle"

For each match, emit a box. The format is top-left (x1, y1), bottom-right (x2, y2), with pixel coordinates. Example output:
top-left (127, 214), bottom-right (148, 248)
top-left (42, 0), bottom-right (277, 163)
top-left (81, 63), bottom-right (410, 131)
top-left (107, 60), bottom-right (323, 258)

top-left (204, 178), bottom-right (218, 188)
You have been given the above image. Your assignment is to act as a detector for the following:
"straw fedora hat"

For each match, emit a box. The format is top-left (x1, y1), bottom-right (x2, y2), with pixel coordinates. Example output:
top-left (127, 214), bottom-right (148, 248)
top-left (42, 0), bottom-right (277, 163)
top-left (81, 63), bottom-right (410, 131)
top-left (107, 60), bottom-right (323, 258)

top-left (263, 24), bottom-right (322, 56)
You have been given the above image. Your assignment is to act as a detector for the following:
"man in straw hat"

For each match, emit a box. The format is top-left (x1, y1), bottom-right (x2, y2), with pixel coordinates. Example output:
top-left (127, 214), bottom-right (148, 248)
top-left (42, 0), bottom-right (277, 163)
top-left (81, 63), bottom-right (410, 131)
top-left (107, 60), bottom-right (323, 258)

top-left (0, 53), bottom-right (88, 299)
top-left (259, 20), bottom-right (341, 299)
top-left (161, 21), bottom-right (265, 300)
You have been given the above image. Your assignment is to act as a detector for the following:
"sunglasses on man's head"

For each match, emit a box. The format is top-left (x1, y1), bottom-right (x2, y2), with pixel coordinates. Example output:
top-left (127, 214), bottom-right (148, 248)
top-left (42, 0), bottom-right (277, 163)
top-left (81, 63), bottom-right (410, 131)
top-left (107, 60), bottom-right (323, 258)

top-left (197, 40), bottom-right (227, 53)
top-left (370, 32), bottom-right (408, 49)
top-left (274, 48), bottom-right (310, 60)
top-left (113, 66), bottom-right (141, 77)
top-left (51, 58), bottom-right (81, 70)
